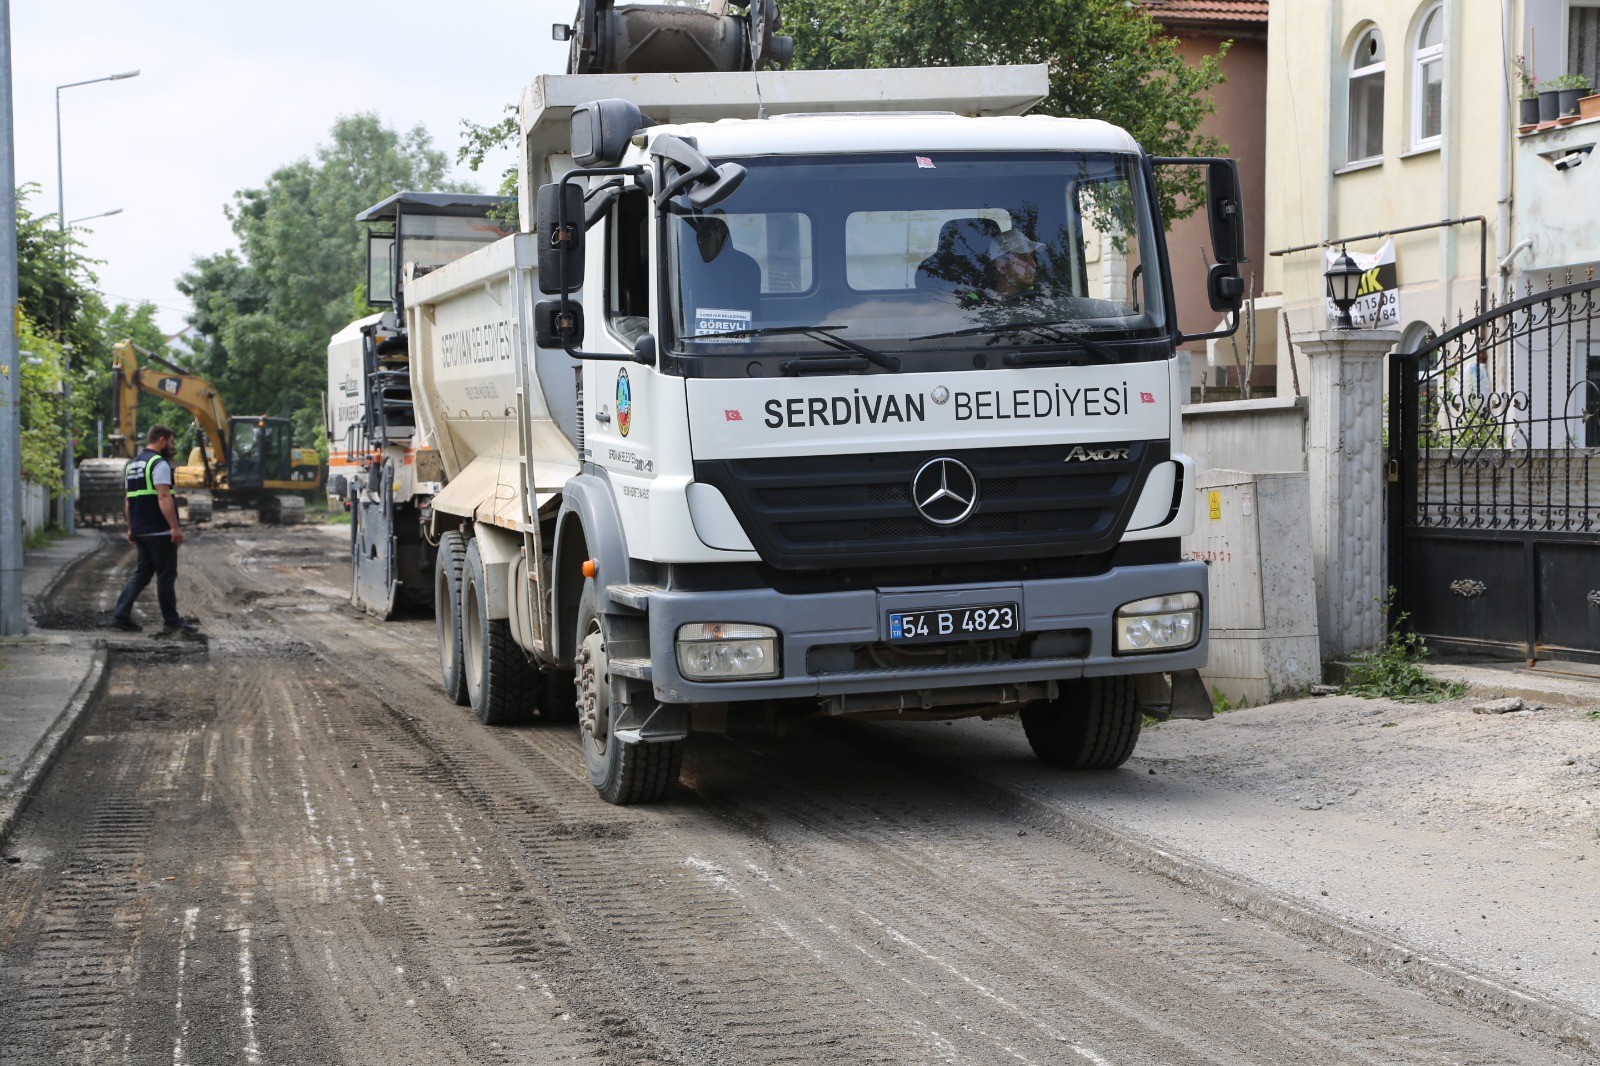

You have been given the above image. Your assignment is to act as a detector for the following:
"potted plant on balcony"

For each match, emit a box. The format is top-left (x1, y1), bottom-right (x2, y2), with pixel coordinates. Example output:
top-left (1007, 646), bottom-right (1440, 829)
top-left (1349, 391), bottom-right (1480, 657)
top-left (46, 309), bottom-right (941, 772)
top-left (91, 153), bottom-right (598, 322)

top-left (1550, 73), bottom-right (1593, 119)
top-left (1515, 55), bottom-right (1540, 126)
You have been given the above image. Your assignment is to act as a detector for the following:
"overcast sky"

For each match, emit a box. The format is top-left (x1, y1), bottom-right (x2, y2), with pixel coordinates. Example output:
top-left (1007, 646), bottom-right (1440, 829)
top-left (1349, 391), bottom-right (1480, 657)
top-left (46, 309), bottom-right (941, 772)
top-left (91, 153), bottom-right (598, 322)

top-left (10, 0), bottom-right (572, 336)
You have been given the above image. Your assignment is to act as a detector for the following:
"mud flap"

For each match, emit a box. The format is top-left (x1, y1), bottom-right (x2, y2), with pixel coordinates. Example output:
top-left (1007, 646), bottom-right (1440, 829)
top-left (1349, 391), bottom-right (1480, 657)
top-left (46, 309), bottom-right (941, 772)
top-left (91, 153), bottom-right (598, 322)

top-left (1136, 669), bottom-right (1214, 722)
top-left (612, 701), bottom-right (690, 745)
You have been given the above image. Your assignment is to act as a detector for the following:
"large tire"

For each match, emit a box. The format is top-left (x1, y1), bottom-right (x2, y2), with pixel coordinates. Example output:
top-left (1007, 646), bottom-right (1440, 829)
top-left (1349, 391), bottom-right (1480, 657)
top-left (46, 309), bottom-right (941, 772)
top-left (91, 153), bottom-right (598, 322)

top-left (461, 536), bottom-right (535, 725)
top-left (1020, 675), bottom-right (1143, 770)
top-left (575, 579), bottom-right (681, 804)
top-left (435, 532), bottom-right (470, 706)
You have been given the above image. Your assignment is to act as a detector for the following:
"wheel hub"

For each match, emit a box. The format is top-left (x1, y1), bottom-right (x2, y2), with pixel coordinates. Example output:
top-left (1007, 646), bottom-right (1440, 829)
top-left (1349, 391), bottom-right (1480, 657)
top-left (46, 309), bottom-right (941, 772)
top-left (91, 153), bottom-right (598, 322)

top-left (578, 630), bottom-right (610, 753)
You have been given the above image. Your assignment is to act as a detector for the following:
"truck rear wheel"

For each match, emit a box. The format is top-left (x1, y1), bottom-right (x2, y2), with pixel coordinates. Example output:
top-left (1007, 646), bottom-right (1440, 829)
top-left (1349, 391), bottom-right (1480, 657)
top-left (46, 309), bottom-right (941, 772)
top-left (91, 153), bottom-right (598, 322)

top-left (435, 531), bottom-right (470, 706)
top-left (575, 579), bottom-right (681, 804)
top-left (1020, 676), bottom-right (1142, 770)
top-left (461, 536), bottom-right (534, 726)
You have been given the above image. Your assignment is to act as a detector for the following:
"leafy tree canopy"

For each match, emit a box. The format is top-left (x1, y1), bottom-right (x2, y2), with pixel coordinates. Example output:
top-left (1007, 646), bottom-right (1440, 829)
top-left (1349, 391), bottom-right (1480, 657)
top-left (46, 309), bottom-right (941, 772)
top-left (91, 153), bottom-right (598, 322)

top-left (180, 114), bottom-right (468, 444)
top-left (12, 183), bottom-right (167, 473)
top-left (782, 0), bottom-right (1229, 221)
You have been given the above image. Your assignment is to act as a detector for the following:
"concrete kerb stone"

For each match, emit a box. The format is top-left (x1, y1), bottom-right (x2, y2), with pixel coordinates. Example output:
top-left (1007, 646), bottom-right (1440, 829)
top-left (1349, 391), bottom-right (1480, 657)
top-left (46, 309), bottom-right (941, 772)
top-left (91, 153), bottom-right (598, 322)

top-left (1423, 663), bottom-right (1600, 713)
top-left (0, 644), bottom-right (108, 851)
top-left (25, 531), bottom-right (108, 627)
top-left (1323, 659), bottom-right (1600, 713)
top-left (869, 725), bottom-right (1600, 1060)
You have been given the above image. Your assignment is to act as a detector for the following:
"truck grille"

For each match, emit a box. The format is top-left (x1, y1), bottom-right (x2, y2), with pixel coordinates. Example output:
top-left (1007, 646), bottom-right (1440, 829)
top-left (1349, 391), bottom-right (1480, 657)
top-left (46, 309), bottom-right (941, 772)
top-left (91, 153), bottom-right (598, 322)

top-left (692, 441), bottom-right (1168, 569)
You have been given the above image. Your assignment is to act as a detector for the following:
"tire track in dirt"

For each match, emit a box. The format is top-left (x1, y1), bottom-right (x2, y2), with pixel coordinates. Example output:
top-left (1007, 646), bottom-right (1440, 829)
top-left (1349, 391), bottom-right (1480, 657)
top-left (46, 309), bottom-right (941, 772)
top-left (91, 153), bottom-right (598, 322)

top-left (6, 520), bottom-right (1588, 1065)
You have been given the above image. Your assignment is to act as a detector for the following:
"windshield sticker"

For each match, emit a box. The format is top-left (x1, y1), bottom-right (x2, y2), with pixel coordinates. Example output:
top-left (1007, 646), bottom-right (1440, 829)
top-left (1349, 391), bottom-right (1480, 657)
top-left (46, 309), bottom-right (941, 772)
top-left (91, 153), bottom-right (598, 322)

top-left (616, 369), bottom-right (632, 437)
top-left (915, 155), bottom-right (936, 169)
top-left (694, 307), bottom-right (752, 342)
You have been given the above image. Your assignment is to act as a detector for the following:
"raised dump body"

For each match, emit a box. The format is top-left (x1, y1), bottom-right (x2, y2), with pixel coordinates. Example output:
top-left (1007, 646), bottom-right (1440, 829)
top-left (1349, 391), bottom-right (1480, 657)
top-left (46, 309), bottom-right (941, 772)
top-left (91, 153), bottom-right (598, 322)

top-left (409, 64), bottom-right (1246, 804)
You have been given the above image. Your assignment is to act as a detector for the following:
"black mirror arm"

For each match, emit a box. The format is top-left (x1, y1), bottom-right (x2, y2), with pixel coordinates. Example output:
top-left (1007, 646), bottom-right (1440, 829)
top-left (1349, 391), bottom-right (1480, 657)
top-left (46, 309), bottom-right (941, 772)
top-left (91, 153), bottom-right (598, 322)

top-left (1177, 308), bottom-right (1241, 346)
top-left (583, 180), bottom-right (624, 229)
top-left (555, 167), bottom-right (644, 363)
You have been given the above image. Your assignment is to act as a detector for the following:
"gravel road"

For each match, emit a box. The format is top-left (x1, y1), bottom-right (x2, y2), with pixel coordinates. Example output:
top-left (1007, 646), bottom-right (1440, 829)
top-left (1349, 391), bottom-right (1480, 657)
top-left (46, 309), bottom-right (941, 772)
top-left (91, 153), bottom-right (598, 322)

top-left (1, 518), bottom-right (1595, 1064)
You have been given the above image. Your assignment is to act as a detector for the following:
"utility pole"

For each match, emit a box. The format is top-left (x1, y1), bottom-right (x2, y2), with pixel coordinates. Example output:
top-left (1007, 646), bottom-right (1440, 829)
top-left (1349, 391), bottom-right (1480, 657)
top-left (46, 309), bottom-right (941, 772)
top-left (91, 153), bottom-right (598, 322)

top-left (54, 67), bottom-right (138, 538)
top-left (1, 0), bottom-right (26, 635)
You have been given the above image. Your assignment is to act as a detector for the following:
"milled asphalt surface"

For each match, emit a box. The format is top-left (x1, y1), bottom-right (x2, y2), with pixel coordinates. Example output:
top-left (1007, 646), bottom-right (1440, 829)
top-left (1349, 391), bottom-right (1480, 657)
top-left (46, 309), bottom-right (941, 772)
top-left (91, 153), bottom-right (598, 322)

top-left (3, 528), bottom-right (1599, 1056)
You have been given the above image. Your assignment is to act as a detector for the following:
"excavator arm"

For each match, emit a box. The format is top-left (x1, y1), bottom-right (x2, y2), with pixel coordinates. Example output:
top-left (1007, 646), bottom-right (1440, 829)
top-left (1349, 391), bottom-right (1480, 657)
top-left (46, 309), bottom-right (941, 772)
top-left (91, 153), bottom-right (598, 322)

top-left (110, 339), bottom-right (231, 482)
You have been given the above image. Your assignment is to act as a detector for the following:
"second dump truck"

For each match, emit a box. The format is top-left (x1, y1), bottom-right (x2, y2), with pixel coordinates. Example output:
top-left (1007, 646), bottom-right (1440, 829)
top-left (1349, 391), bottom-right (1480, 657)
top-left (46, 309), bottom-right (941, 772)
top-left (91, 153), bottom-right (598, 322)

top-left (405, 57), bottom-right (1245, 804)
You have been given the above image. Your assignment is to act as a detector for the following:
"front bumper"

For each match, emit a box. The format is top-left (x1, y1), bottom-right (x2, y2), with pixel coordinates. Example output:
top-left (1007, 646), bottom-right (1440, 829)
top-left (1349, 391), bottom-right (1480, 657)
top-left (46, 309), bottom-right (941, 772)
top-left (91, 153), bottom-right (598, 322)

top-left (642, 560), bottom-right (1208, 704)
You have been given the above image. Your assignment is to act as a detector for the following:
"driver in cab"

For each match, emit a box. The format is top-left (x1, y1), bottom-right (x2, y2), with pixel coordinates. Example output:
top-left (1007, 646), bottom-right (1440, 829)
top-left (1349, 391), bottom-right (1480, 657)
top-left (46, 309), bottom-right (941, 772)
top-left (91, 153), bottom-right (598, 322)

top-left (971, 228), bottom-right (1045, 305)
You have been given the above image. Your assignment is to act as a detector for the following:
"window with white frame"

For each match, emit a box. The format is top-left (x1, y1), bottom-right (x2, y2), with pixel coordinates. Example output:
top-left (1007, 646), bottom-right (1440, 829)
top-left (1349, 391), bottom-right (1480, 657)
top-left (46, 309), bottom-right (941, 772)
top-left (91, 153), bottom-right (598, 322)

top-left (1348, 27), bottom-right (1386, 163)
top-left (1572, 2), bottom-right (1600, 90)
top-left (1412, 6), bottom-right (1443, 147)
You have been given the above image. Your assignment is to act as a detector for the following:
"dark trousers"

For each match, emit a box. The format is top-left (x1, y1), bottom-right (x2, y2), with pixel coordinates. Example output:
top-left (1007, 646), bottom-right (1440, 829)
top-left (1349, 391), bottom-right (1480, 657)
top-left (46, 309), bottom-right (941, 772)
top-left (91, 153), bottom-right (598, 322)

top-left (113, 535), bottom-right (180, 626)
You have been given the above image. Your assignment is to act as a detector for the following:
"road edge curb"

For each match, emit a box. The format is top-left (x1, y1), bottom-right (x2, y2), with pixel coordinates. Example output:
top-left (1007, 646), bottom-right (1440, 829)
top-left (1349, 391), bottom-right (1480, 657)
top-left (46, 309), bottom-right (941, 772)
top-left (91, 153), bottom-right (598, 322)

top-left (851, 720), bottom-right (1600, 1059)
top-left (973, 777), bottom-right (1600, 1059)
top-left (0, 646), bottom-right (109, 851)
top-left (25, 533), bottom-right (109, 627)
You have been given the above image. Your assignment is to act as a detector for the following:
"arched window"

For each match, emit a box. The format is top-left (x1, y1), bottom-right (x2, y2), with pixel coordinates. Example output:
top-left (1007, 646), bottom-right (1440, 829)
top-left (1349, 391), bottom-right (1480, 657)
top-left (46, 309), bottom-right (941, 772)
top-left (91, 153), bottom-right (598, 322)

top-left (1412, 6), bottom-right (1444, 147)
top-left (1348, 27), bottom-right (1386, 163)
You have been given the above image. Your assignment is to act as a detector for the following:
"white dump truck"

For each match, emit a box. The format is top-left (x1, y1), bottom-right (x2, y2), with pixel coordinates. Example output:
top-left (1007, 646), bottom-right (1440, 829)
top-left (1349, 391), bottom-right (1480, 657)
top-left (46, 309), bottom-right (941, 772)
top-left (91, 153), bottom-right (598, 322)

top-left (327, 192), bottom-right (513, 617)
top-left (407, 56), bottom-right (1247, 804)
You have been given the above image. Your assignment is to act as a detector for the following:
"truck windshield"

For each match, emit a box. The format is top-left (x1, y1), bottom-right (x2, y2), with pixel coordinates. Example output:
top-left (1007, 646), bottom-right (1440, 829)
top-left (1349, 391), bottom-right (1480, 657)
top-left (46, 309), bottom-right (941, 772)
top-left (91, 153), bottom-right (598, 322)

top-left (665, 151), bottom-right (1166, 364)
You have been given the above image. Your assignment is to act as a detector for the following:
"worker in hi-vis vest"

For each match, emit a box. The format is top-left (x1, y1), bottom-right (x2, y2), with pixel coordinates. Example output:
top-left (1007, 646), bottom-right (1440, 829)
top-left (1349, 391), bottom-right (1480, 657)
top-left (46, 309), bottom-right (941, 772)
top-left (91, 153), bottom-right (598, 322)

top-left (111, 424), bottom-right (199, 637)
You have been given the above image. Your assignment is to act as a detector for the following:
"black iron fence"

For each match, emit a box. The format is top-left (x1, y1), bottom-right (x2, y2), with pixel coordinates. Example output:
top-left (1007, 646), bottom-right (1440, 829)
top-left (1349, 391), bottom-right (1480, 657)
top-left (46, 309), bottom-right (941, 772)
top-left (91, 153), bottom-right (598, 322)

top-left (1388, 275), bottom-right (1600, 662)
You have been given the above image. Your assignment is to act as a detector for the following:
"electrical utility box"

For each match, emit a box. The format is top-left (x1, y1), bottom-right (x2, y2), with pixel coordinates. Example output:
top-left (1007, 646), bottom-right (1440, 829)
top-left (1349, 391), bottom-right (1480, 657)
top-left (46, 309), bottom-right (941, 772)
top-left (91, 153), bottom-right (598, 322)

top-left (1182, 470), bottom-right (1321, 705)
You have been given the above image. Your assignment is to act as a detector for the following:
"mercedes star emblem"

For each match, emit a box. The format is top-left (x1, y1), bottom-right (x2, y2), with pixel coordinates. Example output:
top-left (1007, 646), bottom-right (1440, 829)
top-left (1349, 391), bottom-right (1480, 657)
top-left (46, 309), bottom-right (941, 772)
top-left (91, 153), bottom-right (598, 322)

top-left (911, 457), bottom-right (979, 526)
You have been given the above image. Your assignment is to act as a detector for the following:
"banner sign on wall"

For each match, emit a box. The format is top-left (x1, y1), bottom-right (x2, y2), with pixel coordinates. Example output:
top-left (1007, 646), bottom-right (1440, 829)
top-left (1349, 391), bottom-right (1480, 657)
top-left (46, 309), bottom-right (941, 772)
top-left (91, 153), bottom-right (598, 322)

top-left (1325, 239), bottom-right (1399, 329)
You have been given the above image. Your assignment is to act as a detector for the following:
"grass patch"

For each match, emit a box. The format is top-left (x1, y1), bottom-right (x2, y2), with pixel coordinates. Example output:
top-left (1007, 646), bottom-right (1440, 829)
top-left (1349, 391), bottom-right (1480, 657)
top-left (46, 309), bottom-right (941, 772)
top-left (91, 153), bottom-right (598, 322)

top-left (23, 525), bottom-right (65, 551)
top-left (1211, 686), bottom-right (1246, 713)
top-left (1342, 595), bottom-right (1468, 703)
top-left (306, 497), bottom-right (351, 525)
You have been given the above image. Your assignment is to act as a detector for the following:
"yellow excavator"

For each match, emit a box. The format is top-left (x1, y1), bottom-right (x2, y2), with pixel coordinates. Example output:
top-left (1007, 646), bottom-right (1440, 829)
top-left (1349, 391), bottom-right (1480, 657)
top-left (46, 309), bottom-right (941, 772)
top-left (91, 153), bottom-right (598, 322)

top-left (104, 339), bottom-right (323, 524)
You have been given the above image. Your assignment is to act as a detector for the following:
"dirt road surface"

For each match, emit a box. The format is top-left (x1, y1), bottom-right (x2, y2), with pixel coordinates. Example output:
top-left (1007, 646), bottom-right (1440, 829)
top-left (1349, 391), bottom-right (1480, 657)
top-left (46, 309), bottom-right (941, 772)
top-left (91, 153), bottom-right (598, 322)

top-left (0, 520), bottom-right (1593, 1064)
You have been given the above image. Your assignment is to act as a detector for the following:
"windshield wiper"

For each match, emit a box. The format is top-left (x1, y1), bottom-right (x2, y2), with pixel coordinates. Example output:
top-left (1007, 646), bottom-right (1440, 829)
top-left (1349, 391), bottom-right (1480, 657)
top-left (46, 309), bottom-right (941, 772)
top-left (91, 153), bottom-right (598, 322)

top-left (914, 318), bottom-right (1122, 363)
top-left (681, 324), bottom-right (901, 372)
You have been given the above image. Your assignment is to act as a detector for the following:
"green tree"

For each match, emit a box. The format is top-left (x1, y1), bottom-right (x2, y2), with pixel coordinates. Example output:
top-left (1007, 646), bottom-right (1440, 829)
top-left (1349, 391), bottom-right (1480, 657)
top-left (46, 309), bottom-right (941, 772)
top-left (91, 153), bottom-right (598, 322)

top-left (13, 183), bottom-right (163, 468)
top-left (782, 0), bottom-right (1228, 221)
top-left (180, 114), bottom-right (468, 437)
top-left (15, 312), bottom-right (66, 488)
top-left (459, 104), bottom-right (519, 226)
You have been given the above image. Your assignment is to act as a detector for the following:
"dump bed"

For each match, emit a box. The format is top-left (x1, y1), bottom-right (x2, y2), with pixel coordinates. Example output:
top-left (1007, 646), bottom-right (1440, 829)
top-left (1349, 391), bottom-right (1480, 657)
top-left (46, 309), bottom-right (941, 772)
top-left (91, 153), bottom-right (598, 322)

top-left (517, 64), bottom-right (1049, 224)
top-left (405, 233), bottom-right (579, 531)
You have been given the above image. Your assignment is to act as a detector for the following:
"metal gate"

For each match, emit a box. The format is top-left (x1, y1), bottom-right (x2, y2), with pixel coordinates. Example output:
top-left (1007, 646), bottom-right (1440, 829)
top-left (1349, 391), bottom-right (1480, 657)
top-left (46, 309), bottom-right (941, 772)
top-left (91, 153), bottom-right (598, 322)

top-left (1388, 277), bottom-right (1600, 664)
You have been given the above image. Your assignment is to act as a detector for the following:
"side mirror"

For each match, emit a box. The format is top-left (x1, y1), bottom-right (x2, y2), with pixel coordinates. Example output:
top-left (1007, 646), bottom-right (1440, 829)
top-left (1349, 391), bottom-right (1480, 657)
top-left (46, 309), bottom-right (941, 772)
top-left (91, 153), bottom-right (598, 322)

top-left (1206, 160), bottom-right (1245, 265)
top-left (366, 232), bottom-right (395, 306)
top-left (571, 98), bottom-right (652, 167)
top-left (536, 182), bottom-right (586, 296)
top-left (1206, 263), bottom-right (1245, 313)
top-left (535, 299), bottom-right (583, 349)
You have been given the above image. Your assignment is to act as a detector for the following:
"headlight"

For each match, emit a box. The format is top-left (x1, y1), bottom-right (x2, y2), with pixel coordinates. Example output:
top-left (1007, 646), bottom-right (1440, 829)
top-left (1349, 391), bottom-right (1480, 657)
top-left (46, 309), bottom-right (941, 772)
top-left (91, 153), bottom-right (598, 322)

top-left (1114, 593), bottom-right (1201, 653)
top-left (676, 623), bottom-right (781, 681)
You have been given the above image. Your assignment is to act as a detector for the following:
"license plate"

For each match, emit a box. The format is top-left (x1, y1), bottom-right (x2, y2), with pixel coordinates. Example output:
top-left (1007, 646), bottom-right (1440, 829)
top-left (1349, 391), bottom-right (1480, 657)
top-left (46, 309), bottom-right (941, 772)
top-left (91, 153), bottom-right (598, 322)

top-left (887, 602), bottom-right (1020, 644)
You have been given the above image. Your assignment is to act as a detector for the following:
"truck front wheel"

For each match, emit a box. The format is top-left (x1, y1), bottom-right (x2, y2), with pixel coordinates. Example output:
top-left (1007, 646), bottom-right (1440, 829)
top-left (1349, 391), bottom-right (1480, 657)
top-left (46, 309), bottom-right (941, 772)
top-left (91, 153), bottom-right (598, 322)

top-left (435, 531), bottom-right (469, 706)
top-left (461, 536), bottom-right (534, 726)
top-left (575, 579), bottom-right (681, 804)
top-left (1020, 676), bottom-right (1142, 770)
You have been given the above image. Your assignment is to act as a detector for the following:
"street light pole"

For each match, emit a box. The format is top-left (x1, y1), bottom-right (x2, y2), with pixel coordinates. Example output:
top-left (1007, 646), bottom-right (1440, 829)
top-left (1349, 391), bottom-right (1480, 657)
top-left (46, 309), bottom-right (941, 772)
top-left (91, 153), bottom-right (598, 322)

top-left (67, 207), bottom-right (122, 227)
top-left (1, 0), bottom-right (25, 635)
top-left (54, 67), bottom-right (138, 537)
